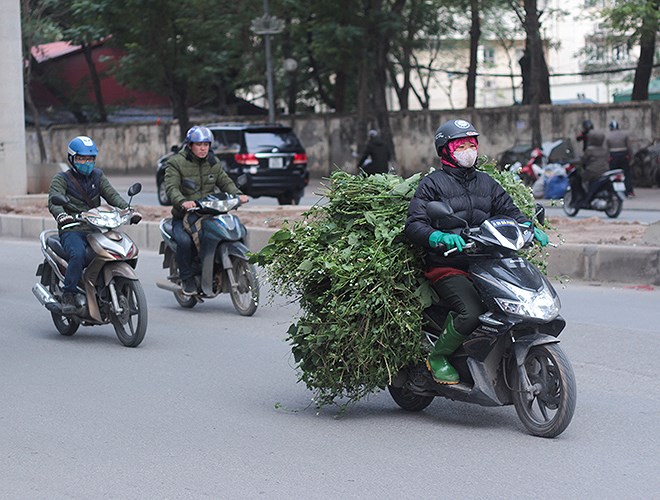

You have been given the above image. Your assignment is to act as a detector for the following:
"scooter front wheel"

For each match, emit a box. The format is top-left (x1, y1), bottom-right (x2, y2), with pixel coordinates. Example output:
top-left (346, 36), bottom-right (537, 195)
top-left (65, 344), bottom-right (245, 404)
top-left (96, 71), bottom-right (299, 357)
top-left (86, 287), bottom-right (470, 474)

top-left (511, 343), bottom-right (576, 438)
top-left (110, 278), bottom-right (148, 347)
top-left (228, 257), bottom-right (259, 316)
top-left (388, 384), bottom-right (434, 412)
top-left (43, 263), bottom-right (79, 336)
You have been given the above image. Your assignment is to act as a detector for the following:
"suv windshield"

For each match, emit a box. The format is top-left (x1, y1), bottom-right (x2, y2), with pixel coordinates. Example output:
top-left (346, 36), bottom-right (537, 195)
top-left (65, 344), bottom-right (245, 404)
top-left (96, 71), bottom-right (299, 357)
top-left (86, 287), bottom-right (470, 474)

top-left (244, 130), bottom-right (302, 153)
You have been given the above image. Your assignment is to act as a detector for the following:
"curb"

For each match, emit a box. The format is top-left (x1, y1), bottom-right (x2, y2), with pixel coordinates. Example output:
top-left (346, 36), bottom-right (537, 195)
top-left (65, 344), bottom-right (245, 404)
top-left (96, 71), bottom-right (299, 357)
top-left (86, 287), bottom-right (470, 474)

top-left (2, 213), bottom-right (659, 286)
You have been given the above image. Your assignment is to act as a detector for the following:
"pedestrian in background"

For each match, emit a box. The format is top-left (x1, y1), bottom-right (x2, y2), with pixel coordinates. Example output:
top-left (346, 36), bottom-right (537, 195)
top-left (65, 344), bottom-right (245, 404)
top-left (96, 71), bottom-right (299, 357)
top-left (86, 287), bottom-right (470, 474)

top-left (576, 119), bottom-right (594, 152)
top-left (606, 119), bottom-right (635, 197)
top-left (357, 129), bottom-right (391, 175)
top-left (578, 129), bottom-right (610, 205)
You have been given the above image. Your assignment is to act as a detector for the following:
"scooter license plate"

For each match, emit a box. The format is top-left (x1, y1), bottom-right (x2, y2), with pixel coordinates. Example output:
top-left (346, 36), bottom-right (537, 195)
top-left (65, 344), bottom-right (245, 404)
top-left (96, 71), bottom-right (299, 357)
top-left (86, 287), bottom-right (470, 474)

top-left (269, 157), bottom-right (284, 169)
top-left (613, 182), bottom-right (625, 192)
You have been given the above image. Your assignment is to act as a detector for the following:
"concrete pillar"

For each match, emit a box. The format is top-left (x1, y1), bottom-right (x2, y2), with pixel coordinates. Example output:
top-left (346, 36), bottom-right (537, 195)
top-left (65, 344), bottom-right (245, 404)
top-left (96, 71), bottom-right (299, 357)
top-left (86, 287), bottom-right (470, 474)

top-left (0, 0), bottom-right (28, 199)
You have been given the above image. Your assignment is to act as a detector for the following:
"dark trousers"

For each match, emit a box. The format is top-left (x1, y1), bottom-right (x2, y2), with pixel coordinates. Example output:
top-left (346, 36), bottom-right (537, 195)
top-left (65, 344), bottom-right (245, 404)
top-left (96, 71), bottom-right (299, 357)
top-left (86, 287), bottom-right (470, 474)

top-left (431, 274), bottom-right (487, 336)
top-left (60, 231), bottom-right (88, 293)
top-left (609, 151), bottom-right (634, 195)
top-left (172, 218), bottom-right (196, 280)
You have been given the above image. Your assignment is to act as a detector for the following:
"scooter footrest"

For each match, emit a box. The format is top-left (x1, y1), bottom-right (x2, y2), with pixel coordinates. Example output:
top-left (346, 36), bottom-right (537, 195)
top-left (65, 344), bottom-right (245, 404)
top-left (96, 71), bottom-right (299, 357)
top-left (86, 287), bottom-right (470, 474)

top-left (46, 302), bottom-right (61, 313)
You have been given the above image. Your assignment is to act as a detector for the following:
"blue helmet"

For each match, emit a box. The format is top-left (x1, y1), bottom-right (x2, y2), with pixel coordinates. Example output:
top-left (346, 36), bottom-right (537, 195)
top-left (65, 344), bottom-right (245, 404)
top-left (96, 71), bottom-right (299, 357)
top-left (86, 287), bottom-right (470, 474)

top-left (67, 136), bottom-right (98, 176)
top-left (186, 125), bottom-right (214, 144)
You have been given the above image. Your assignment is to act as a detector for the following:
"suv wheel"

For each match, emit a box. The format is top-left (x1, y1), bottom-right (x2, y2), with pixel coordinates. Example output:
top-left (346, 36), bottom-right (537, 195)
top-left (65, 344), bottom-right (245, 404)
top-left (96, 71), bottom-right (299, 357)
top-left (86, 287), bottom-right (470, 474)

top-left (157, 177), bottom-right (171, 205)
top-left (277, 188), bottom-right (303, 206)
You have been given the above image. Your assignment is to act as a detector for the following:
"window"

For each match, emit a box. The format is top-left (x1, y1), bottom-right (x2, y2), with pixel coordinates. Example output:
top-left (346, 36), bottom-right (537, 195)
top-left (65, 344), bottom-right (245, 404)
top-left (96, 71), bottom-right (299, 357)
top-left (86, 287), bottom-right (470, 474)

top-left (613, 44), bottom-right (629, 61)
top-left (482, 47), bottom-right (495, 64)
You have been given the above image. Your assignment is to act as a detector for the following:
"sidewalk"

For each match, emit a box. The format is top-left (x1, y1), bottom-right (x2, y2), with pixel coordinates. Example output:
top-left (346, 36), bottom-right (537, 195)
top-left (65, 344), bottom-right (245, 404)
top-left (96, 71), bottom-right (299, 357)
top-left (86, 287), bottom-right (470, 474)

top-left (1, 176), bottom-right (659, 286)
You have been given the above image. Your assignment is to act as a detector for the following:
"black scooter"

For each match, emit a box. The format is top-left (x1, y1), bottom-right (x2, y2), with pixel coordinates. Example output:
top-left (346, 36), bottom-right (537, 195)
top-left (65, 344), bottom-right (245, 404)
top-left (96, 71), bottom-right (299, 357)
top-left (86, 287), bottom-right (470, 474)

top-left (156, 193), bottom-right (259, 316)
top-left (389, 203), bottom-right (576, 438)
top-left (563, 164), bottom-right (626, 218)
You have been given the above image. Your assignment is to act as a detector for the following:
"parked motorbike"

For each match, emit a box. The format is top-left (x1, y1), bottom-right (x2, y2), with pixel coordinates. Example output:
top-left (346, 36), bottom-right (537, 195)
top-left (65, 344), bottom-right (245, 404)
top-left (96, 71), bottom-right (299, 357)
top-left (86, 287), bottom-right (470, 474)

top-left (156, 193), bottom-right (259, 316)
top-left (389, 202), bottom-right (576, 438)
top-left (562, 163), bottom-right (626, 218)
top-left (32, 183), bottom-right (147, 347)
top-left (512, 146), bottom-right (544, 187)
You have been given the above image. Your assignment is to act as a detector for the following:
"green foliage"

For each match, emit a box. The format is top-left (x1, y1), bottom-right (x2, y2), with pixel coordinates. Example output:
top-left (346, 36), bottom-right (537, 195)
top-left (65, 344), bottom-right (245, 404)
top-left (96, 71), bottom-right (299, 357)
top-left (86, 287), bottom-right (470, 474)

top-left (253, 171), bottom-right (430, 406)
top-left (254, 161), bottom-right (549, 407)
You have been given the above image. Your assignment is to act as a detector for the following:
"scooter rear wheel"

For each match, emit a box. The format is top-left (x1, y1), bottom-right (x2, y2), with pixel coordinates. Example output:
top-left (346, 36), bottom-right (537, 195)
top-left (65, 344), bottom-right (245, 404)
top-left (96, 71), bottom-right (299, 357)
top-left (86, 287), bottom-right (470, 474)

top-left (43, 263), bottom-right (79, 336)
top-left (169, 262), bottom-right (197, 309)
top-left (511, 343), bottom-right (576, 438)
top-left (605, 192), bottom-right (623, 218)
top-left (388, 385), bottom-right (434, 412)
top-left (562, 189), bottom-right (579, 217)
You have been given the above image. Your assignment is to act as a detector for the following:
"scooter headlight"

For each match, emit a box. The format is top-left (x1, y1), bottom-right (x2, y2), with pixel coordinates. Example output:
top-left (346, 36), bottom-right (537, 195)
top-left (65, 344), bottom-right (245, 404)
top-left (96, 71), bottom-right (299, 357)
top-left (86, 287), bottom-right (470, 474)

top-left (494, 281), bottom-right (560, 321)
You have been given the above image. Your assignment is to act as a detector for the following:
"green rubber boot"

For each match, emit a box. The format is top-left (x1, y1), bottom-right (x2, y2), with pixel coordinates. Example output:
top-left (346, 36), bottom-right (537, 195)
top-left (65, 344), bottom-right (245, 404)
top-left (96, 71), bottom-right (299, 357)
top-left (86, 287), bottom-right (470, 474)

top-left (426, 314), bottom-right (465, 384)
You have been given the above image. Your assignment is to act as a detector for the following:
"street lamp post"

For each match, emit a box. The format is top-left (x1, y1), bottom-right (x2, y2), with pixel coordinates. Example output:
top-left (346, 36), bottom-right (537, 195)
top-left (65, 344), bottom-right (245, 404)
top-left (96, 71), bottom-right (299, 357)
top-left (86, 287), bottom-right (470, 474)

top-left (251, 0), bottom-right (284, 123)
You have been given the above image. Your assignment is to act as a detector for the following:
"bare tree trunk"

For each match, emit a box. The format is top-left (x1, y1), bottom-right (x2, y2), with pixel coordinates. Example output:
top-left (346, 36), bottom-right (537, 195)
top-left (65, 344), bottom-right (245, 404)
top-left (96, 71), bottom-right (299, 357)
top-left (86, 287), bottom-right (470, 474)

top-left (523, 0), bottom-right (545, 147)
top-left (168, 76), bottom-right (189, 141)
top-left (466, 0), bottom-right (480, 108)
top-left (631, 3), bottom-right (658, 101)
top-left (81, 43), bottom-right (107, 122)
top-left (355, 44), bottom-right (370, 171)
top-left (24, 86), bottom-right (48, 163)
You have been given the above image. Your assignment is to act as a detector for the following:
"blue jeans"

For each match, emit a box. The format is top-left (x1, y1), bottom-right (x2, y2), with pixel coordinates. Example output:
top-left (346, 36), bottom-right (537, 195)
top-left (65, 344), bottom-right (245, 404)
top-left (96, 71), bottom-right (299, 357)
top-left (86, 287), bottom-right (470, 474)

top-left (172, 218), bottom-right (197, 281)
top-left (60, 231), bottom-right (89, 293)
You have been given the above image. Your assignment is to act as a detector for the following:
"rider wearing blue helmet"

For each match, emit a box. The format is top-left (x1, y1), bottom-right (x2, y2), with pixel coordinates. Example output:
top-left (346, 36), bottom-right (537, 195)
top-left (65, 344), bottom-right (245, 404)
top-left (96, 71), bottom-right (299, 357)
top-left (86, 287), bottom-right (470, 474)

top-left (164, 125), bottom-right (249, 295)
top-left (48, 135), bottom-right (142, 314)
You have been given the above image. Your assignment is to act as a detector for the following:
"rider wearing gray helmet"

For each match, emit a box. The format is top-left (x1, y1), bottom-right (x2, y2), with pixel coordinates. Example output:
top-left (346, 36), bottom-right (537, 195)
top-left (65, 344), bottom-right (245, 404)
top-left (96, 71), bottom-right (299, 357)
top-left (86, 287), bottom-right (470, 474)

top-left (164, 125), bottom-right (249, 295)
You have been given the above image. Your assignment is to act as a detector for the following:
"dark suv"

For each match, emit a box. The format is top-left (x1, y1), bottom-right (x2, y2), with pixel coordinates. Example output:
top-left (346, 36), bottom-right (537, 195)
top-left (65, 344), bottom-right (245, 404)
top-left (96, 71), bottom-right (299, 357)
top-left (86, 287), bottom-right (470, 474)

top-left (156, 122), bottom-right (309, 205)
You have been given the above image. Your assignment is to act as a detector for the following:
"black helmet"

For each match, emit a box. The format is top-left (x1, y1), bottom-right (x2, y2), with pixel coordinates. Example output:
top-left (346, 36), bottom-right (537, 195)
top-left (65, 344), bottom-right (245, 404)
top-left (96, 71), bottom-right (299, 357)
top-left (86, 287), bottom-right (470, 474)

top-left (434, 119), bottom-right (479, 156)
top-left (582, 119), bottom-right (594, 132)
top-left (609, 119), bottom-right (619, 130)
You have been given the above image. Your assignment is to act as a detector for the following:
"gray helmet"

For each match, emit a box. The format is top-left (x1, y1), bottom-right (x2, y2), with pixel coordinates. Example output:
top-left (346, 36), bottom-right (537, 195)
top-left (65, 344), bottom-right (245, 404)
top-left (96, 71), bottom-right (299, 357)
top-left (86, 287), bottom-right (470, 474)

top-left (434, 119), bottom-right (479, 155)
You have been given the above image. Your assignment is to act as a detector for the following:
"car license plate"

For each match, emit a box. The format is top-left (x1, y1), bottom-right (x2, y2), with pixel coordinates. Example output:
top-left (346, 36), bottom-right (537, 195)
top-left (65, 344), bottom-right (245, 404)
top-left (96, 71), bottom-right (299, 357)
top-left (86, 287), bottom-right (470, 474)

top-left (613, 182), bottom-right (625, 192)
top-left (269, 157), bottom-right (284, 169)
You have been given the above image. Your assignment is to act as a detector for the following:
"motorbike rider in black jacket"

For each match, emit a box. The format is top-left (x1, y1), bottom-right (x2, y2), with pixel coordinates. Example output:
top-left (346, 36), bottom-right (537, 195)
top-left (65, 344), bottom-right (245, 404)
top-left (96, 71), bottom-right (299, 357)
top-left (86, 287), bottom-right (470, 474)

top-left (405, 119), bottom-right (549, 384)
top-left (48, 136), bottom-right (142, 314)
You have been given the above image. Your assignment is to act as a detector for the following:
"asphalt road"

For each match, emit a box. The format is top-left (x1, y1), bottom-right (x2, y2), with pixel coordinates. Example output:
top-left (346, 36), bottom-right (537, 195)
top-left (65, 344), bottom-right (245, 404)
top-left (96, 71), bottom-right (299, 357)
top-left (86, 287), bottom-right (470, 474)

top-left (1, 238), bottom-right (659, 498)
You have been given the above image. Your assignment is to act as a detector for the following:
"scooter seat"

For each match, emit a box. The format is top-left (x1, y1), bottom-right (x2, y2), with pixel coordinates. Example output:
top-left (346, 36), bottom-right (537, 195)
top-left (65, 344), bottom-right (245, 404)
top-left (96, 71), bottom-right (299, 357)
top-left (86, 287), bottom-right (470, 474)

top-left (161, 218), bottom-right (174, 238)
top-left (46, 234), bottom-right (95, 265)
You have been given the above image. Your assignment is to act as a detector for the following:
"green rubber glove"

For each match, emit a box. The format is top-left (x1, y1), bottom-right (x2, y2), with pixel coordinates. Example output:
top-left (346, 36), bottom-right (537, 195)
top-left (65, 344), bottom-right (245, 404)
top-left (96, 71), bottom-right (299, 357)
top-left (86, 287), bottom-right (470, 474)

top-left (521, 222), bottom-right (549, 247)
top-left (533, 227), bottom-right (549, 246)
top-left (429, 230), bottom-right (466, 252)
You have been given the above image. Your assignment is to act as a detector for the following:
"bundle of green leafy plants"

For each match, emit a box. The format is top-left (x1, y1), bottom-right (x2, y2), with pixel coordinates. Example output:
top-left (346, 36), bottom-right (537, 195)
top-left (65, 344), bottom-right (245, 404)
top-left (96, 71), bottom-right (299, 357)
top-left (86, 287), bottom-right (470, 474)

top-left (252, 160), bottom-right (547, 407)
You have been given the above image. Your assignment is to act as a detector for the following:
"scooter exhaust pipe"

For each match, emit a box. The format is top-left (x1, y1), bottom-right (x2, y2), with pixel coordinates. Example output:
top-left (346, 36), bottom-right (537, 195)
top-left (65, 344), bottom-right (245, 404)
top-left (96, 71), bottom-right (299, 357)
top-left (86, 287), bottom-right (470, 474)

top-left (32, 283), bottom-right (61, 313)
top-left (155, 280), bottom-right (183, 293)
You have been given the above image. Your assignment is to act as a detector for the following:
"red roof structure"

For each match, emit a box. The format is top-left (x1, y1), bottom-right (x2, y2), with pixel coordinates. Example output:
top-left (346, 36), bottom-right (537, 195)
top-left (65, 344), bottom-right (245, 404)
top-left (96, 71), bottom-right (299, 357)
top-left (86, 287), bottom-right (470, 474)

top-left (29, 39), bottom-right (170, 111)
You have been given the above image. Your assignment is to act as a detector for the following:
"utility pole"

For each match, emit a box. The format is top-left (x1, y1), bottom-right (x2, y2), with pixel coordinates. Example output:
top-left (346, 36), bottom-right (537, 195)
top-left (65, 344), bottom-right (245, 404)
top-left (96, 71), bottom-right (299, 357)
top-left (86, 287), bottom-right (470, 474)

top-left (0, 0), bottom-right (27, 199)
top-left (251, 0), bottom-right (284, 123)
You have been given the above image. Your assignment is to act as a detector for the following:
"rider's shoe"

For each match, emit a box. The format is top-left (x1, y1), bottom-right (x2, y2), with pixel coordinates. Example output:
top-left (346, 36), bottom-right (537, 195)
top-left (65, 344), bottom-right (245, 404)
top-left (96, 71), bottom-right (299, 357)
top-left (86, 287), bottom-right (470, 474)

top-left (182, 278), bottom-right (197, 295)
top-left (60, 292), bottom-right (79, 315)
top-left (426, 314), bottom-right (465, 385)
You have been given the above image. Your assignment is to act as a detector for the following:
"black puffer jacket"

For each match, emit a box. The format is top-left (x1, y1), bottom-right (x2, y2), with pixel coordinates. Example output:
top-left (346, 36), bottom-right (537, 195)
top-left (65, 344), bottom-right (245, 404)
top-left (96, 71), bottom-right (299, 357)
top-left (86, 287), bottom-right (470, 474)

top-left (405, 166), bottom-right (529, 271)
